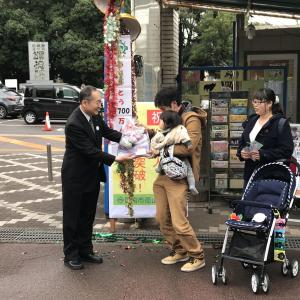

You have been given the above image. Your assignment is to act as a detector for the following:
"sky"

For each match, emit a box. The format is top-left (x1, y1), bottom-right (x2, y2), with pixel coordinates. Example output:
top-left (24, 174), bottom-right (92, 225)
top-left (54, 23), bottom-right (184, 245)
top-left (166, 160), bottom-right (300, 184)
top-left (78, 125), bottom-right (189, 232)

top-left (251, 15), bottom-right (300, 27)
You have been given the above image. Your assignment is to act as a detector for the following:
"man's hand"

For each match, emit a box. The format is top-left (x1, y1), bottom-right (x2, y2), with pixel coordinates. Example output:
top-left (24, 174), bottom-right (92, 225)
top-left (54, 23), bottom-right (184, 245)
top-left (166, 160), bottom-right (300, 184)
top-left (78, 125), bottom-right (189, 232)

top-left (115, 153), bottom-right (135, 162)
top-left (135, 122), bottom-right (147, 130)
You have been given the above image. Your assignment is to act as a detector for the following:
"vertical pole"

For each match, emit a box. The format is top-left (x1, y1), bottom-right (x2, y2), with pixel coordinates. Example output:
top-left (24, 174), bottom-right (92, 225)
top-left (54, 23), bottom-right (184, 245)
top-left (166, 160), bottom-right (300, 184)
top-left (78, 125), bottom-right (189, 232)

top-left (47, 143), bottom-right (53, 182)
top-left (232, 20), bottom-right (236, 67)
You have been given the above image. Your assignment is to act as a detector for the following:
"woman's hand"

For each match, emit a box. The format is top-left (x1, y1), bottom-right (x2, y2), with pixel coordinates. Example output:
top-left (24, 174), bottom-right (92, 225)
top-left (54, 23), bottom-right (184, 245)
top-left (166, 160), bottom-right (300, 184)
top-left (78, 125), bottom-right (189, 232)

top-left (241, 148), bottom-right (251, 160)
top-left (250, 150), bottom-right (260, 161)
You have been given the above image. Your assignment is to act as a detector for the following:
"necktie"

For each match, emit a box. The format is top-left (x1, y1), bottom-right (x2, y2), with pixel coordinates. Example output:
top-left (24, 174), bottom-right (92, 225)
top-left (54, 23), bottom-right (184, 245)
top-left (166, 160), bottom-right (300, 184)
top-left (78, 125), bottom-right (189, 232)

top-left (89, 118), bottom-right (95, 134)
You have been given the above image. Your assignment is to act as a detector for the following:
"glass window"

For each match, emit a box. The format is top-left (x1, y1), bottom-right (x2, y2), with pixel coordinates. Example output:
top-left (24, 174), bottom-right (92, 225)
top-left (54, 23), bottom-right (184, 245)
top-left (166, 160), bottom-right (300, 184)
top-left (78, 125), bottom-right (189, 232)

top-left (25, 87), bottom-right (33, 97)
top-left (55, 87), bottom-right (78, 99)
top-left (36, 88), bottom-right (54, 98)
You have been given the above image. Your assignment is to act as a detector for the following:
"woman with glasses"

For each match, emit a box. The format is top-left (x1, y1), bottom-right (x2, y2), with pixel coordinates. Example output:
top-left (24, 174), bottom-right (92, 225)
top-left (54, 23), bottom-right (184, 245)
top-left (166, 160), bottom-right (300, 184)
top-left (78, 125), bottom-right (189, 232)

top-left (237, 88), bottom-right (294, 185)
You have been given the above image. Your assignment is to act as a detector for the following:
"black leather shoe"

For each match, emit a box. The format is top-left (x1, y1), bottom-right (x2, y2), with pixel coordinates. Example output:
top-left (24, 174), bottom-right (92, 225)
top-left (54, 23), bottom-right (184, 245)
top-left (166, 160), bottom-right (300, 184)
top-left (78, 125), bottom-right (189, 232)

top-left (81, 253), bottom-right (103, 264)
top-left (64, 259), bottom-right (84, 270)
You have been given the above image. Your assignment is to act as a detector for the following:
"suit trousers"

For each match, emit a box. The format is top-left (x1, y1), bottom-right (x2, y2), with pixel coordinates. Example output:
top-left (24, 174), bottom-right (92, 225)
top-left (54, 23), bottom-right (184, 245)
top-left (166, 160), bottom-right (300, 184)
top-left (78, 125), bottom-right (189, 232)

top-left (62, 183), bottom-right (100, 261)
top-left (153, 175), bottom-right (204, 259)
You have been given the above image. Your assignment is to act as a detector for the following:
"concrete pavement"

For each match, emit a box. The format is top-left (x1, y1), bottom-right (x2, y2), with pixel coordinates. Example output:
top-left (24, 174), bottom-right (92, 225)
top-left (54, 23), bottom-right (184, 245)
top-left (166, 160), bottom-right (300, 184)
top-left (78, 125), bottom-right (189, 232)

top-left (0, 243), bottom-right (299, 300)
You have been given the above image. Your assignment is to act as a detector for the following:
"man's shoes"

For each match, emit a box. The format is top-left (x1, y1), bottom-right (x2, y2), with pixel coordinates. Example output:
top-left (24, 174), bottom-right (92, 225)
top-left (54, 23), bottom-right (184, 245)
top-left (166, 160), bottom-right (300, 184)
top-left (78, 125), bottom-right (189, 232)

top-left (161, 250), bottom-right (189, 265)
top-left (181, 257), bottom-right (206, 272)
top-left (64, 259), bottom-right (84, 270)
top-left (81, 253), bottom-right (103, 264)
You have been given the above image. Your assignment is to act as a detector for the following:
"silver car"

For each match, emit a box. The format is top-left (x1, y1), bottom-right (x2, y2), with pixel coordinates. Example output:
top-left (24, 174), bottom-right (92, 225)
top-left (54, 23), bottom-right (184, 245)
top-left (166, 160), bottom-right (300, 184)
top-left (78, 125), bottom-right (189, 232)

top-left (0, 88), bottom-right (24, 119)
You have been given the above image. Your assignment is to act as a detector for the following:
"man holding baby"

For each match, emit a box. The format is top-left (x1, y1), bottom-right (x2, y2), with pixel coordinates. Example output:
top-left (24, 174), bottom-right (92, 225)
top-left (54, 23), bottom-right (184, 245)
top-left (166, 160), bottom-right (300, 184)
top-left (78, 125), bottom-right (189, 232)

top-left (149, 87), bottom-right (207, 272)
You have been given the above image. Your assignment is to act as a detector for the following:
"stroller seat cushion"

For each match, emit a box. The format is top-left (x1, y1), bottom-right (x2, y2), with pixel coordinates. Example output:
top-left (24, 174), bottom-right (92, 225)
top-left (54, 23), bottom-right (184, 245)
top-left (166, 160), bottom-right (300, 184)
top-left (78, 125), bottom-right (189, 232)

top-left (244, 179), bottom-right (288, 209)
top-left (242, 180), bottom-right (289, 223)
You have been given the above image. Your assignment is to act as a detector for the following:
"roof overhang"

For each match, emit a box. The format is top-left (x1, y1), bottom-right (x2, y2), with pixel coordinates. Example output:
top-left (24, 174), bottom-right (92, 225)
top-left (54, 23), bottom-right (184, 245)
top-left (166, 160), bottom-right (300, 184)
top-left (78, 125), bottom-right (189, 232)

top-left (162, 1), bottom-right (300, 19)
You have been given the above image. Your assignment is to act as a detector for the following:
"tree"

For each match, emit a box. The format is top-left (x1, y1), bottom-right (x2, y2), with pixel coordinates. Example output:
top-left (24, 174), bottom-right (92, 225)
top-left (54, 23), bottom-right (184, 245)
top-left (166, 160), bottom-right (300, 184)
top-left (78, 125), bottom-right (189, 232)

top-left (0, 0), bottom-right (104, 86)
top-left (180, 10), bottom-right (235, 67)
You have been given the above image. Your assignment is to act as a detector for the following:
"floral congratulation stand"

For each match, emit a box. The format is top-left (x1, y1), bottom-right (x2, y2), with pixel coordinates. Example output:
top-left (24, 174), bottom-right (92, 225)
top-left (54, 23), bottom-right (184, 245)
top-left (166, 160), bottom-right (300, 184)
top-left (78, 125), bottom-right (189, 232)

top-left (94, 0), bottom-right (141, 230)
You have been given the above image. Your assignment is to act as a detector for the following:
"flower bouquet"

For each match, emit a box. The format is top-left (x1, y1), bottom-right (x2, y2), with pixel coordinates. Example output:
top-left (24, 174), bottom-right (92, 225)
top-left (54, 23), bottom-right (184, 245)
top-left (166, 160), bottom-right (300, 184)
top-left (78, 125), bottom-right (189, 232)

top-left (118, 119), bottom-right (150, 157)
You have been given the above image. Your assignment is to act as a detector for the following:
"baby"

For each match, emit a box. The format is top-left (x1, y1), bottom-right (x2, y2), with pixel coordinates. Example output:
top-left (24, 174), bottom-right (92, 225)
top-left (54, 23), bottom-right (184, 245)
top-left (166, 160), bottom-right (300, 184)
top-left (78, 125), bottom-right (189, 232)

top-left (151, 111), bottom-right (198, 195)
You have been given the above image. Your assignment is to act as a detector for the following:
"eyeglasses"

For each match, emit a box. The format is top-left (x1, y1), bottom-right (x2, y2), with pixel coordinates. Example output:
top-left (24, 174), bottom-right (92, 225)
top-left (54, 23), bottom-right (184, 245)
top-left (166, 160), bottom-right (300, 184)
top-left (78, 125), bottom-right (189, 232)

top-left (252, 99), bottom-right (267, 105)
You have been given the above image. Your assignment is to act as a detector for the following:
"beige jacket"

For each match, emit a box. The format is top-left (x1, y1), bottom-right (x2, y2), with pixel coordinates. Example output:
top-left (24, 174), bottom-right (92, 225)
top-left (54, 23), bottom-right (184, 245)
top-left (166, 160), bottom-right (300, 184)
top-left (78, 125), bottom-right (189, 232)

top-left (173, 107), bottom-right (207, 182)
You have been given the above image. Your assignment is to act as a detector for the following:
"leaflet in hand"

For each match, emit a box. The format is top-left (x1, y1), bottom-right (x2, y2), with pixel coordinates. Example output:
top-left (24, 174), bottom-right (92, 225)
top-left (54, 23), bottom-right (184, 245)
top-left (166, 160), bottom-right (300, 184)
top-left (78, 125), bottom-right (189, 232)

top-left (249, 141), bottom-right (263, 152)
top-left (243, 141), bottom-right (263, 161)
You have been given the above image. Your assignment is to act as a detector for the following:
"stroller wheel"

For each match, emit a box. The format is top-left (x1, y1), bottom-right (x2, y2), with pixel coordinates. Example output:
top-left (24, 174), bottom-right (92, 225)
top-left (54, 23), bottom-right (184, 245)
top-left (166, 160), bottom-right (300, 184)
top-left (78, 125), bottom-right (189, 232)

top-left (262, 273), bottom-right (270, 294)
top-left (290, 260), bottom-right (299, 278)
top-left (281, 259), bottom-right (289, 276)
top-left (242, 262), bottom-right (250, 269)
top-left (251, 273), bottom-right (260, 294)
top-left (211, 265), bottom-right (218, 285)
top-left (221, 266), bottom-right (228, 285)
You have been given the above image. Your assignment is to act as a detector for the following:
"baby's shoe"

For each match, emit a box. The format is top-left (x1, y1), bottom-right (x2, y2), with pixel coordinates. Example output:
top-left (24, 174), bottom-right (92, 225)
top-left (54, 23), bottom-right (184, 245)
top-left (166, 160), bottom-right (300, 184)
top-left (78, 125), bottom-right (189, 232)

top-left (189, 187), bottom-right (199, 195)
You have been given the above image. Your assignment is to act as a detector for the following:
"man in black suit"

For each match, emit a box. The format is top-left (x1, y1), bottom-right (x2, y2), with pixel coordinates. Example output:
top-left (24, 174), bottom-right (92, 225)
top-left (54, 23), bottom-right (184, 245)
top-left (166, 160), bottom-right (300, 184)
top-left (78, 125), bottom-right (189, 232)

top-left (61, 85), bottom-right (133, 270)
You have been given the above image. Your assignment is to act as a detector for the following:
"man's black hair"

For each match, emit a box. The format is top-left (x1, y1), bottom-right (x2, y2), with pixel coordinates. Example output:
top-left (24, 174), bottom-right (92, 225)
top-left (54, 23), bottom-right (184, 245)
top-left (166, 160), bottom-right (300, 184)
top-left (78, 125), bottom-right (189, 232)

top-left (154, 87), bottom-right (181, 108)
top-left (160, 110), bottom-right (182, 129)
top-left (80, 85), bottom-right (97, 103)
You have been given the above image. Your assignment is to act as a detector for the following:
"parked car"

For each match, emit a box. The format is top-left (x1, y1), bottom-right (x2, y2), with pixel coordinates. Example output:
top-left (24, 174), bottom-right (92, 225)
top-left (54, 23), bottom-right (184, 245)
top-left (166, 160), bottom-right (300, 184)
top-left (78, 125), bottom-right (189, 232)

top-left (0, 88), bottom-right (23, 119)
top-left (22, 83), bottom-right (80, 124)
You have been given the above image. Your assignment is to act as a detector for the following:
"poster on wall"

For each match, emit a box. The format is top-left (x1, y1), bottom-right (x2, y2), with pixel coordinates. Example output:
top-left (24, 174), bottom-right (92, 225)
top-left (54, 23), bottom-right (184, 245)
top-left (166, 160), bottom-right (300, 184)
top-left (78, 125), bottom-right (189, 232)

top-left (220, 70), bottom-right (243, 81)
top-left (108, 102), bottom-right (160, 218)
top-left (199, 81), bottom-right (221, 95)
top-left (291, 124), bottom-right (300, 197)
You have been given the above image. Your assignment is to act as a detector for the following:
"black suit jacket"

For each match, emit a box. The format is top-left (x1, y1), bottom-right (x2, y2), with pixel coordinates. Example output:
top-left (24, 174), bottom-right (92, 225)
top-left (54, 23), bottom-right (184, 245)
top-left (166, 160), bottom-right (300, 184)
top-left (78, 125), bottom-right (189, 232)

top-left (61, 107), bottom-right (122, 192)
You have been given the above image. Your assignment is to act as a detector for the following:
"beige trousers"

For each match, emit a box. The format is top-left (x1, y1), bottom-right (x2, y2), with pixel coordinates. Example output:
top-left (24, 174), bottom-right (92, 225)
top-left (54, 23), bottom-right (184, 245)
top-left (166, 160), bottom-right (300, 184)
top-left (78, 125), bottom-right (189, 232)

top-left (153, 174), bottom-right (204, 259)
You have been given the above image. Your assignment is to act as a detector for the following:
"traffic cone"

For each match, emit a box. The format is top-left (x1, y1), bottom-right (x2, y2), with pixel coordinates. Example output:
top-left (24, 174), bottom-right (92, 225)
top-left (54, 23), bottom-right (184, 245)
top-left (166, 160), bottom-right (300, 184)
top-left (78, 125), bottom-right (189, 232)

top-left (43, 112), bottom-right (52, 131)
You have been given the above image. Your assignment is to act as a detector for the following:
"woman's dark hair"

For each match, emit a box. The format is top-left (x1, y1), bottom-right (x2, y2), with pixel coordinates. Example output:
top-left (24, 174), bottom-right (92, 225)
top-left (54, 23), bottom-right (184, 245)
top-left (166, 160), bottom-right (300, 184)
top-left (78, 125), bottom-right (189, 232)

top-left (154, 87), bottom-right (181, 108)
top-left (253, 88), bottom-right (284, 115)
top-left (160, 110), bottom-right (182, 129)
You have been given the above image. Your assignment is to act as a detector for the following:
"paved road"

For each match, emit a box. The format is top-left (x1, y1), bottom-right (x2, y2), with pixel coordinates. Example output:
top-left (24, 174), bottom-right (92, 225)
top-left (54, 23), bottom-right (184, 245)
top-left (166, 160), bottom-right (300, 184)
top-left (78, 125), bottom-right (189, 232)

top-left (0, 243), bottom-right (299, 300)
top-left (0, 117), bottom-right (65, 153)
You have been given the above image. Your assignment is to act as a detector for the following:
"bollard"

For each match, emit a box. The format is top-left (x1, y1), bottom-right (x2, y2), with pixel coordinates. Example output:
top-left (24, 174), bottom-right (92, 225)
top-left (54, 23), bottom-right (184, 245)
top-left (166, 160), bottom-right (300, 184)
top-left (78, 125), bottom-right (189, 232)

top-left (46, 143), bottom-right (53, 181)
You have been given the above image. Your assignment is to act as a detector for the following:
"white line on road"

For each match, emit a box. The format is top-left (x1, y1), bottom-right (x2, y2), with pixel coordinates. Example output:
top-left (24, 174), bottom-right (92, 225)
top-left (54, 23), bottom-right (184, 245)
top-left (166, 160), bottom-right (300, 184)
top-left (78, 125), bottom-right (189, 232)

top-left (26, 152), bottom-right (63, 162)
top-left (0, 174), bottom-right (61, 197)
top-left (0, 158), bottom-right (61, 175)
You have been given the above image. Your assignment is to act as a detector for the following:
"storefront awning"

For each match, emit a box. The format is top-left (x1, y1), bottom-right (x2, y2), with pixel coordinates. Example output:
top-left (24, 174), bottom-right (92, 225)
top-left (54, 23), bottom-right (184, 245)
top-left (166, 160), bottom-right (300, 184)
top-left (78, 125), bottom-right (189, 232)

top-left (162, 0), bottom-right (300, 19)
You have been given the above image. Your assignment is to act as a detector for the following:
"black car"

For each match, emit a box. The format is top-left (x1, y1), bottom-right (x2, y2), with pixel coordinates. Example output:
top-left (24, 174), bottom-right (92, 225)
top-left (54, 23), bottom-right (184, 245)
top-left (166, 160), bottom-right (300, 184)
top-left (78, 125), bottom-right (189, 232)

top-left (0, 88), bottom-right (23, 119)
top-left (22, 83), bottom-right (80, 124)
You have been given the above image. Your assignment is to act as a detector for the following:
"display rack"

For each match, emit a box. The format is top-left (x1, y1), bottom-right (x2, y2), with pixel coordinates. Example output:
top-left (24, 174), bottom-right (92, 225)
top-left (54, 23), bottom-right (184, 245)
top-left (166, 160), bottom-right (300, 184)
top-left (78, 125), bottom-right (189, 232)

top-left (208, 91), bottom-right (249, 209)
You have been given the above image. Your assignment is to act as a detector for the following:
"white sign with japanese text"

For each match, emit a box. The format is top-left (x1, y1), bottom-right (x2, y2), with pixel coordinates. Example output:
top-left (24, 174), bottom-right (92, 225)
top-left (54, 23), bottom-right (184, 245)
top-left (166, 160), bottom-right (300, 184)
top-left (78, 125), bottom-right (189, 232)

top-left (28, 41), bottom-right (50, 81)
top-left (107, 35), bottom-right (158, 218)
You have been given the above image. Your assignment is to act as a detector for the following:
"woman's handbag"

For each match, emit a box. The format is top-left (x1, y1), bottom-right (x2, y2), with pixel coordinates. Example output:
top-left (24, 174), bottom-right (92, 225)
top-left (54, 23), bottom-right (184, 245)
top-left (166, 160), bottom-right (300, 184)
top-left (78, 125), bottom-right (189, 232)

top-left (160, 145), bottom-right (187, 180)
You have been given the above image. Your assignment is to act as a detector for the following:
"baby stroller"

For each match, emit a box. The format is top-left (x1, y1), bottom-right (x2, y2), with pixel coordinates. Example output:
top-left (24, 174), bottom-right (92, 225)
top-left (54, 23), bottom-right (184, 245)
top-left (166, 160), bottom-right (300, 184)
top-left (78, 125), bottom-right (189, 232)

top-left (211, 161), bottom-right (300, 294)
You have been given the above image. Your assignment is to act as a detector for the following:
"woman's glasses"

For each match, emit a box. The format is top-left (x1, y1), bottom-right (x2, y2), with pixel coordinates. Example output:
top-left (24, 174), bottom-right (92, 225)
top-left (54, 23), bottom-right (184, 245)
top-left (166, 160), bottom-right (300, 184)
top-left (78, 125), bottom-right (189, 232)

top-left (252, 99), bottom-right (267, 105)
